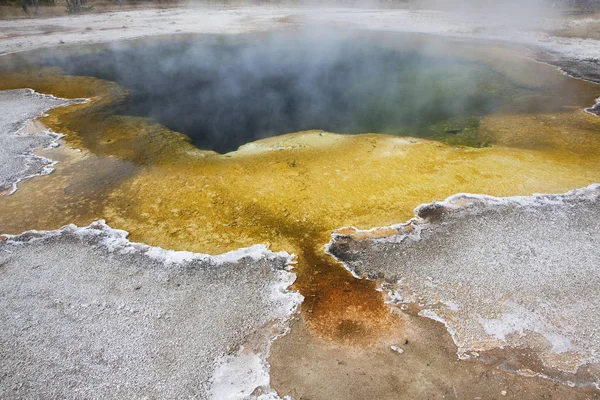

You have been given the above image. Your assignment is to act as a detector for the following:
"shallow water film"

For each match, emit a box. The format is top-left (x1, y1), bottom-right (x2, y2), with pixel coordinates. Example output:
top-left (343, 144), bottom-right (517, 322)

top-left (1, 30), bottom-right (600, 398)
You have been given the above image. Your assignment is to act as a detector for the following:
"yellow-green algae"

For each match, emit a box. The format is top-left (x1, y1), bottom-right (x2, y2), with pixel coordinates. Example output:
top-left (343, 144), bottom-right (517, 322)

top-left (0, 38), bottom-right (599, 343)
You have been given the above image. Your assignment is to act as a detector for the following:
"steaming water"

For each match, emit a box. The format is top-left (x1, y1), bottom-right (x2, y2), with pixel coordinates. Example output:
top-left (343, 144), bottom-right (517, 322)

top-left (34, 32), bottom-right (528, 153)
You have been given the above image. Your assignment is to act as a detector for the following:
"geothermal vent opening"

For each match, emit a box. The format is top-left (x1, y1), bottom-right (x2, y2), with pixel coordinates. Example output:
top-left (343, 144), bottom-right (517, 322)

top-left (38, 32), bottom-right (523, 153)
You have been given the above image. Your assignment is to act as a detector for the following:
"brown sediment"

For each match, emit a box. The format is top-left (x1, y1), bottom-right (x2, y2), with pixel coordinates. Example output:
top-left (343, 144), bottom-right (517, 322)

top-left (476, 346), bottom-right (600, 389)
top-left (295, 240), bottom-right (398, 344)
top-left (1, 35), bottom-right (600, 394)
top-left (268, 315), bottom-right (600, 400)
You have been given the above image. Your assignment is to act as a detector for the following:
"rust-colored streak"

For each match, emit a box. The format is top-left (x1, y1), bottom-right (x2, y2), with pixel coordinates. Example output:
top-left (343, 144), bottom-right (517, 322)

top-left (295, 241), bottom-right (398, 344)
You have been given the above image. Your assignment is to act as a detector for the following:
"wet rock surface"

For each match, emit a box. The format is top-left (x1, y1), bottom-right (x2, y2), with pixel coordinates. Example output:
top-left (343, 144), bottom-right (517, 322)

top-left (0, 221), bottom-right (301, 399)
top-left (328, 185), bottom-right (600, 385)
top-left (0, 89), bottom-right (69, 193)
top-left (269, 318), bottom-right (600, 400)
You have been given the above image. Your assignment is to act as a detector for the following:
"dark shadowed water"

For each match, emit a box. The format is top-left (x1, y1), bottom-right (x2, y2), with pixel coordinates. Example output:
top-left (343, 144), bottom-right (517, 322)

top-left (36, 32), bottom-right (524, 153)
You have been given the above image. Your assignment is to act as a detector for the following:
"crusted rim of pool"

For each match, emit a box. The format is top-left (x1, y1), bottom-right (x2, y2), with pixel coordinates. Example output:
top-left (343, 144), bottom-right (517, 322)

top-left (0, 220), bottom-right (303, 399)
top-left (0, 88), bottom-right (88, 195)
top-left (327, 184), bottom-right (600, 388)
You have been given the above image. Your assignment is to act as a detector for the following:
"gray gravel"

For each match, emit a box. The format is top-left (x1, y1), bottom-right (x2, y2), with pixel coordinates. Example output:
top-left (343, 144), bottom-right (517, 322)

top-left (328, 185), bottom-right (600, 378)
top-left (0, 89), bottom-right (71, 194)
top-left (0, 221), bottom-right (301, 399)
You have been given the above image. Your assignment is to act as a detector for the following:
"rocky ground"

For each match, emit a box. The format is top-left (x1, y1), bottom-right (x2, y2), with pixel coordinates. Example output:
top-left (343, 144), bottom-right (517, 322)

top-left (0, 221), bottom-right (301, 399)
top-left (328, 186), bottom-right (600, 388)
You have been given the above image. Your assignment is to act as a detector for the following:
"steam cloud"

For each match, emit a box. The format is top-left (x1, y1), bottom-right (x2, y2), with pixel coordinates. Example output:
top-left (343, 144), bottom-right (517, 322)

top-left (36, 31), bottom-right (523, 153)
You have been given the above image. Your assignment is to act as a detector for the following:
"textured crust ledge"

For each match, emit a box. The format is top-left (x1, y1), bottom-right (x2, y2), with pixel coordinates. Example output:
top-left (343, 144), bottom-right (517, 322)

top-left (0, 220), bottom-right (302, 399)
top-left (328, 185), bottom-right (600, 388)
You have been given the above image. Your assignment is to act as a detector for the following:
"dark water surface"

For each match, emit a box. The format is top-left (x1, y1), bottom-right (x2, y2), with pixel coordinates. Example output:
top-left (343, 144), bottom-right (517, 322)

top-left (34, 32), bottom-right (526, 153)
